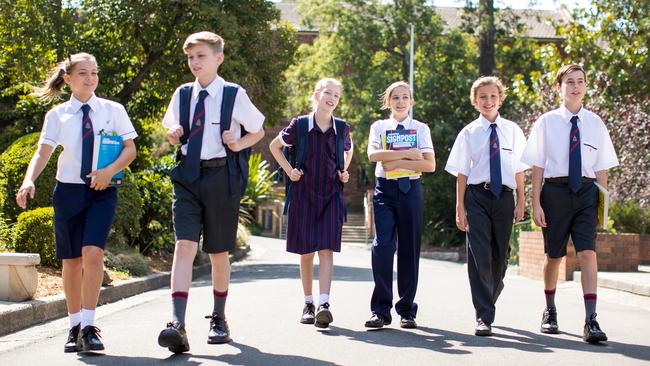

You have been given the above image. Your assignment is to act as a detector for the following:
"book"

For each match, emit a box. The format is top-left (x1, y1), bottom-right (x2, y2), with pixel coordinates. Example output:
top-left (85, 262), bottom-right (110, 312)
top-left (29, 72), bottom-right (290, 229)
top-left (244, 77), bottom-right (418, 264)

top-left (92, 134), bottom-right (124, 186)
top-left (381, 128), bottom-right (421, 179)
top-left (593, 181), bottom-right (609, 229)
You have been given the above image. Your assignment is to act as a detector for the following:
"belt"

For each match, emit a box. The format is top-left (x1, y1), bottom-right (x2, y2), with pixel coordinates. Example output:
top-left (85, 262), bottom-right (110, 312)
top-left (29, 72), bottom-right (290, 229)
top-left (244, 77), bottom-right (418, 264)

top-left (179, 156), bottom-right (227, 168)
top-left (545, 177), bottom-right (595, 184)
top-left (469, 182), bottom-right (513, 192)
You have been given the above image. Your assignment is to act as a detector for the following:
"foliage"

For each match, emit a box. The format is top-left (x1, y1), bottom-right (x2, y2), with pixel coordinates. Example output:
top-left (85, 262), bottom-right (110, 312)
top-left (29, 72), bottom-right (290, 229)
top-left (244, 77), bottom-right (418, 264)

top-left (240, 153), bottom-right (279, 220)
top-left (0, 132), bottom-right (61, 222)
top-left (108, 172), bottom-right (144, 249)
top-left (610, 199), bottom-right (650, 234)
top-left (11, 207), bottom-right (58, 268)
top-left (104, 247), bottom-right (150, 277)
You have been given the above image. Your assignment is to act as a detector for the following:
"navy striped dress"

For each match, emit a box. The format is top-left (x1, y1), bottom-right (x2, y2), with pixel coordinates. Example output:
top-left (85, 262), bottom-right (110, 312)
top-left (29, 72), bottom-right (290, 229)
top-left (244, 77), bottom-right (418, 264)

top-left (281, 117), bottom-right (352, 254)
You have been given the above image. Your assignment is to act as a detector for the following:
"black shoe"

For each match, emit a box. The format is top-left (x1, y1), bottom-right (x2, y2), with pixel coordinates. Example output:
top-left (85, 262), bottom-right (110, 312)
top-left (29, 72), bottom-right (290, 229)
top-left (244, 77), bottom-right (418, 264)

top-left (541, 307), bottom-right (559, 334)
top-left (300, 302), bottom-right (316, 324)
top-left (158, 321), bottom-right (190, 354)
top-left (80, 325), bottom-right (105, 352)
top-left (314, 303), bottom-right (333, 328)
top-left (583, 313), bottom-right (608, 344)
top-left (64, 324), bottom-right (81, 353)
top-left (475, 319), bottom-right (492, 336)
top-left (400, 315), bottom-right (417, 329)
top-left (364, 314), bottom-right (391, 328)
top-left (206, 314), bottom-right (231, 344)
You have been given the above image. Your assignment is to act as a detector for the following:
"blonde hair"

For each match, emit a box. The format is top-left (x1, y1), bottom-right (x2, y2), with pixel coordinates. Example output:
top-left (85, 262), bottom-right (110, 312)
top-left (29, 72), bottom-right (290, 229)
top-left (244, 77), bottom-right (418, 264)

top-left (33, 52), bottom-right (97, 102)
top-left (183, 31), bottom-right (225, 53)
top-left (380, 81), bottom-right (412, 110)
top-left (555, 64), bottom-right (586, 85)
top-left (310, 77), bottom-right (343, 111)
top-left (470, 76), bottom-right (507, 104)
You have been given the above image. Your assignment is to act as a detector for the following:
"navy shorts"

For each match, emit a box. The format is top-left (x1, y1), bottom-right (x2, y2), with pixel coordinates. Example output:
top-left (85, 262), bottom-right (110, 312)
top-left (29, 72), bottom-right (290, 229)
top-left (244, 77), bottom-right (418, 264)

top-left (541, 181), bottom-right (598, 258)
top-left (170, 164), bottom-right (240, 253)
top-left (52, 182), bottom-right (118, 259)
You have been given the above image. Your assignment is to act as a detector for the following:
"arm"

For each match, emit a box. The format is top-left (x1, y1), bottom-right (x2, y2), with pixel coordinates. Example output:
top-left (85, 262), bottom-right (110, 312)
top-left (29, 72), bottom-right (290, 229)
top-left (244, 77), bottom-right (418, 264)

top-left (367, 144), bottom-right (422, 163)
top-left (269, 136), bottom-right (303, 182)
top-left (514, 172), bottom-right (525, 223)
top-left (456, 174), bottom-right (469, 231)
top-left (595, 170), bottom-right (608, 188)
top-left (344, 139), bottom-right (354, 170)
top-left (382, 152), bottom-right (435, 173)
top-left (16, 144), bottom-right (55, 209)
top-left (223, 127), bottom-right (265, 152)
top-left (89, 138), bottom-right (137, 190)
top-left (531, 166), bottom-right (546, 227)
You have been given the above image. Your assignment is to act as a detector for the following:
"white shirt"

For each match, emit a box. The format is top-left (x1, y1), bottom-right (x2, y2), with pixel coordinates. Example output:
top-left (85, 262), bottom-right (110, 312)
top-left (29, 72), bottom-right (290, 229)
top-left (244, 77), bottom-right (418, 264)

top-left (162, 76), bottom-right (265, 159)
top-left (521, 105), bottom-right (619, 178)
top-left (368, 116), bottom-right (435, 179)
top-left (39, 94), bottom-right (138, 184)
top-left (445, 114), bottom-right (528, 190)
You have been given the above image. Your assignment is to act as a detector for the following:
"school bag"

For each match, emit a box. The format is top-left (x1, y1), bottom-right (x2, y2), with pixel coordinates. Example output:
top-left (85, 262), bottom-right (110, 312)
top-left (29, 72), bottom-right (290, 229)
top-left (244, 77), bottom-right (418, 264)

top-left (283, 115), bottom-right (347, 215)
top-left (177, 82), bottom-right (250, 198)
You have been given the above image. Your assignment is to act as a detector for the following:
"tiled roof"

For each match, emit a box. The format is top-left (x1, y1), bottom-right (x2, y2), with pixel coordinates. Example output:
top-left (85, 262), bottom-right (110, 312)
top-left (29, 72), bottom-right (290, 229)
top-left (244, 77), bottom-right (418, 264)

top-left (276, 1), bottom-right (572, 39)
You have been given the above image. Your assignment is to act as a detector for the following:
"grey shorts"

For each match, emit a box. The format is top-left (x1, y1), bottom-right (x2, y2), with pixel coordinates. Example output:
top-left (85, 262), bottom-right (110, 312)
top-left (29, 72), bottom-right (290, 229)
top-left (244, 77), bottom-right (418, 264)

top-left (170, 164), bottom-right (240, 253)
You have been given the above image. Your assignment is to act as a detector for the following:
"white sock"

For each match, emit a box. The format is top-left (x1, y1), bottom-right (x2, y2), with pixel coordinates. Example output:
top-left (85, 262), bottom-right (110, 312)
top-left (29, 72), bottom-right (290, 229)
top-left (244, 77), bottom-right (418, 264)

top-left (68, 312), bottom-right (81, 329)
top-left (304, 295), bottom-right (313, 304)
top-left (80, 308), bottom-right (96, 329)
top-left (319, 293), bottom-right (329, 306)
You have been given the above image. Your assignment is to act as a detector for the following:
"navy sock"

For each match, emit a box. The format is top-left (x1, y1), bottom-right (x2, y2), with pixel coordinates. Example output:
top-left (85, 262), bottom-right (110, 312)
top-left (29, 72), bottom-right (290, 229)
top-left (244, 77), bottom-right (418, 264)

top-left (172, 291), bottom-right (188, 326)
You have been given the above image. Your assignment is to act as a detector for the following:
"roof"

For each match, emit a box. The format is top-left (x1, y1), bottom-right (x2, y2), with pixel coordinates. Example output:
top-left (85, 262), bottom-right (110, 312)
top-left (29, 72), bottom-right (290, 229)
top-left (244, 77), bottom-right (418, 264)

top-left (275, 1), bottom-right (572, 40)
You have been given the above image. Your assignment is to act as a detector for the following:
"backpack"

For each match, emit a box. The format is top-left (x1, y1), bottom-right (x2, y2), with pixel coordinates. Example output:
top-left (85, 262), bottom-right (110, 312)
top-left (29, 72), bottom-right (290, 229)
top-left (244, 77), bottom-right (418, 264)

top-left (283, 115), bottom-right (348, 215)
top-left (178, 82), bottom-right (248, 197)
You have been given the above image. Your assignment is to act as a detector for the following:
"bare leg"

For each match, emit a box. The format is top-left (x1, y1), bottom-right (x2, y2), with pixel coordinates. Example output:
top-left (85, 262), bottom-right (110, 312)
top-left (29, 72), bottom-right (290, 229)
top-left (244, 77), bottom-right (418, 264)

top-left (317, 249), bottom-right (334, 296)
top-left (80, 246), bottom-right (104, 310)
top-left (208, 251), bottom-right (231, 292)
top-left (62, 257), bottom-right (83, 313)
top-left (543, 256), bottom-right (563, 291)
top-left (170, 240), bottom-right (198, 293)
top-left (300, 253), bottom-right (315, 296)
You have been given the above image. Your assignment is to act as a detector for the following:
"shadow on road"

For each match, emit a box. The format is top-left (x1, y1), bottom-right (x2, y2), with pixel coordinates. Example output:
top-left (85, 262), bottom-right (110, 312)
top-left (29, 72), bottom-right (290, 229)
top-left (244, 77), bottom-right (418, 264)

top-left (227, 263), bottom-right (374, 283)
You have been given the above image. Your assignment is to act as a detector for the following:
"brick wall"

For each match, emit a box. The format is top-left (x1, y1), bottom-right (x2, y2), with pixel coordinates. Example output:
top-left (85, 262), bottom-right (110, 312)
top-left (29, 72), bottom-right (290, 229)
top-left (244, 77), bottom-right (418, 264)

top-left (519, 231), bottom-right (640, 281)
top-left (640, 234), bottom-right (650, 265)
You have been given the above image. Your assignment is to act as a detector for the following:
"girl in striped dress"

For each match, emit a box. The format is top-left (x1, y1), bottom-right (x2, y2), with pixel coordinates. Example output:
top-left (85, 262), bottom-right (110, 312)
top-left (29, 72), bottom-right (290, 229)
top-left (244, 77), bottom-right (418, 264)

top-left (269, 78), bottom-right (353, 329)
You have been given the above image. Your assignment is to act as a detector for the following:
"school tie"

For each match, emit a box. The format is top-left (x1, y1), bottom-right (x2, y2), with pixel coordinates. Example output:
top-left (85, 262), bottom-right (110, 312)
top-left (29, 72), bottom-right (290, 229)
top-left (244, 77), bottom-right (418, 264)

top-left (489, 123), bottom-right (502, 198)
top-left (183, 90), bottom-right (209, 183)
top-left (395, 123), bottom-right (411, 194)
top-left (80, 104), bottom-right (94, 185)
top-left (568, 115), bottom-right (582, 193)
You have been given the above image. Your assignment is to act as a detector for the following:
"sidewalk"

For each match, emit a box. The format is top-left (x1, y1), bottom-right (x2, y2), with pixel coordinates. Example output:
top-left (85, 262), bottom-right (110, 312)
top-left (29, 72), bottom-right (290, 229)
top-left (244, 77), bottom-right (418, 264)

top-left (574, 265), bottom-right (650, 297)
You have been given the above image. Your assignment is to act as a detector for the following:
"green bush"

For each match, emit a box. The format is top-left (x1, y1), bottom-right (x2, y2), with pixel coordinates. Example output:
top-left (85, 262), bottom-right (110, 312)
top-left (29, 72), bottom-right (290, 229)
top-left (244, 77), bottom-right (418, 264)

top-left (0, 132), bottom-right (62, 222)
top-left (610, 200), bottom-right (650, 234)
top-left (135, 157), bottom-right (174, 254)
top-left (104, 247), bottom-right (150, 277)
top-left (108, 172), bottom-right (144, 249)
top-left (11, 207), bottom-right (58, 268)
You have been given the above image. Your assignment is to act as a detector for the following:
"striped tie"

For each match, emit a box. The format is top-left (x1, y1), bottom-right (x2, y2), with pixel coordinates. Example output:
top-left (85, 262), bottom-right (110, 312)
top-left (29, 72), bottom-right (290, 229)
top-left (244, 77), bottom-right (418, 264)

top-left (568, 115), bottom-right (582, 193)
top-left (489, 123), bottom-right (502, 198)
top-left (183, 90), bottom-right (209, 183)
top-left (80, 104), bottom-right (93, 184)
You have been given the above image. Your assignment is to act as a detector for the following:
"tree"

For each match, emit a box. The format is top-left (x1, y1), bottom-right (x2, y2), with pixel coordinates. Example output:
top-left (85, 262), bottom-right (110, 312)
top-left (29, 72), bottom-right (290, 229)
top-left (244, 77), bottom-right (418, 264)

top-left (478, 0), bottom-right (495, 75)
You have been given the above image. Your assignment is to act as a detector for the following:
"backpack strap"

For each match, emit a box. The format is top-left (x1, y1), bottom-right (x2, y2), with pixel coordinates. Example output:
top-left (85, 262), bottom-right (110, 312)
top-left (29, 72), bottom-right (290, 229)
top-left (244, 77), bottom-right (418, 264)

top-left (334, 118), bottom-right (347, 172)
top-left (283, 116), bottom-right (310, 215)
top-left (176, 84), bottom-right (193, 161)
top-left (220, 83), bottom-right (243, 197)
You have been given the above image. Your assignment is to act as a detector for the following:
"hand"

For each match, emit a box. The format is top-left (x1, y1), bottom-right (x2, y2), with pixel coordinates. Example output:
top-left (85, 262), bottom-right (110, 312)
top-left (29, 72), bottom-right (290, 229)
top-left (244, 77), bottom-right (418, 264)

top-left (167, 125), bottom-right (183, 145)
top-left (88, 169), bottom-right (113, 191)
top-left (456, 206), bottom-right (469, 232)
top-left (532, 203), bottom-right (547, 228)
top-left (514, 201), bottom-right (525, 223)
top-left (338, 170), bottom-right (349, 183)
top-left (382, 160), bottom-right (399, 171)
top-left (403, 148), bottom-right (423, 161)
top-left (222, 129), bottom-right (242, 152)
top-left (16, 180), bottom-right (36, 209)
top-left (289, 168), bottom-right (304, 182)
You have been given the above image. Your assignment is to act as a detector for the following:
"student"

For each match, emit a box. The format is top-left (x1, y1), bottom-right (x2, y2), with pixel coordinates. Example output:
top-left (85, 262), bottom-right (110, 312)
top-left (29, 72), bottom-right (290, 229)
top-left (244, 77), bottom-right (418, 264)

top-left (445, 76), bottom-right (527, 336)
top-left (522, 64), bottom-right (618, 344)
top-left (365, 81), bottom-right (435, 329)
top-left (269, 78), bottom-right (353, 329)
top-left (157, 31), bottom-right (265, 353)
top-left (15, 53), bottom-right (138, 353)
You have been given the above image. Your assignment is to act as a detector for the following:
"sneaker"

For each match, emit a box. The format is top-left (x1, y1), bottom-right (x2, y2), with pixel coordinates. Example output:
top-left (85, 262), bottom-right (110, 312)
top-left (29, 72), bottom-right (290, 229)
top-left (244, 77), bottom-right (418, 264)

top-left (206, 314), bottom-right (231, 344)
top-left (475, 319), bottom-right (492, 336)
top-left (158, 321), bottom-right (190, 354)
top-left (64, 324), bottom-right (81, 353)
top-left (79, 325), bottom-right (105, 352)
top-left (583, 313), bottom-right (608, 344)
top-left (314, 303), bottom-right (333, 328)
top-left (300, 302), bottom-right (316, 324)
top-left (540, 307), bottom-right (559, 334)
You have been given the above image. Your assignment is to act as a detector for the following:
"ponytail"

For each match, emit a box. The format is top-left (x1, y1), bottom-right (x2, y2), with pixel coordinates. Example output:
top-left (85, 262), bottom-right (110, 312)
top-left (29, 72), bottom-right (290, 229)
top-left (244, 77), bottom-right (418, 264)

top-left (32, 52), bottom-right (97, 103)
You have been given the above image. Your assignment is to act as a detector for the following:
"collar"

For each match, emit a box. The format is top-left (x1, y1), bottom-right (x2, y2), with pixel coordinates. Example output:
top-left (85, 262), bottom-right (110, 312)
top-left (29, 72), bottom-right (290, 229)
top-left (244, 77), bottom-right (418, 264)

top-left (70, 93), bottom-right (99, 113)
top-left (192, 75), bottom-right (224, 99)
top-left (389, 115), bottom-right (411, 130)
top-left (479, 114), bottom-right (503, 131)
top-left (309, 112), bottom-right (339, 134)
top-left (559, 104), bottom-right (585, 124)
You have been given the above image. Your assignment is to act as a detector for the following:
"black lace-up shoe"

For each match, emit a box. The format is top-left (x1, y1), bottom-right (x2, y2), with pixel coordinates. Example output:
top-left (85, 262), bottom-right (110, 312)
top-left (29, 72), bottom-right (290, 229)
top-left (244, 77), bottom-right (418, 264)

top-left (64, 324), bottom-right (81, 353)
top-left (158, 321), bottom-right (190, 354)
top-left (80, 325), bottom-right (104, 352)
top-left (301, 302), bottom-right (316, 324)
top-left (583, 313), bottom-right (608, 344)
top-left (314, 302), bottom-right (333, 328)
top-left (475, 319), bottom-right (492, 336)
top-left (541, 307), bottom-right (559, 334)
top-left (206, 314), bottom-right (231, 344)
top-left (364, 313), bottom-right (391, 328)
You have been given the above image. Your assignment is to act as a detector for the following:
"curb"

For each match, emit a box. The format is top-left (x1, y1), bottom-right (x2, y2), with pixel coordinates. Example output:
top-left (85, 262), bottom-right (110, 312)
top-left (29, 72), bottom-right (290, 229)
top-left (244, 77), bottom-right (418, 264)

top-left (573, 271), bottom-right (650, 297)
top-left (0, 245), bottom-right (249, 337)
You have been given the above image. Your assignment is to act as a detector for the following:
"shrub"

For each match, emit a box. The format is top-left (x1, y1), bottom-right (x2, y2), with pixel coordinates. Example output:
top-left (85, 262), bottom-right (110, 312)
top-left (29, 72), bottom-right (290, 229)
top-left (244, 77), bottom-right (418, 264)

top-left (135, 158), bottom-right (174, 254)
top-left (610, 200), bottom-right (650, 234)
top-left (0, 132), bottom-right (61, 222)
top-left (104, 247), bottom-right (150, 277)
top-left (11, 207), bottom-right (58, 268)
top-left (108, 172), bottom-right (144, 249)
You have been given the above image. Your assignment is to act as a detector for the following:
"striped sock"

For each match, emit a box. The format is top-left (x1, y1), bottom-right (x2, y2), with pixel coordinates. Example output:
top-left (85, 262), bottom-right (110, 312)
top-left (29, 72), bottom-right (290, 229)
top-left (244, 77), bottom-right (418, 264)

top-left (544, 288), bottom-right (556, 308)
top-left (584, 293), bottom-right (597, 321)
top-left (172, 291), bottom-right (189, 326)
top-left (213, 289), bottom-right (228, 318)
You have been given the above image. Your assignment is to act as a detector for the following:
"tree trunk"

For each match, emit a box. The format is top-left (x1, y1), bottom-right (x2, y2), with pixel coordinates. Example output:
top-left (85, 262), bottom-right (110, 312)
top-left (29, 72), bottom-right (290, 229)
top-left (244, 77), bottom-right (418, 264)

top-left (479, 0), bottom-right (495, 76)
